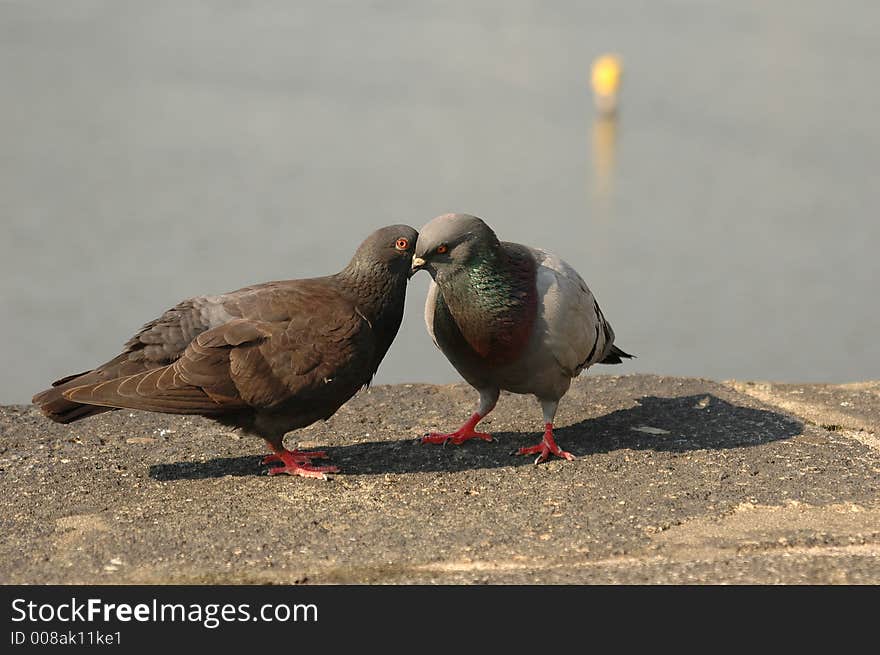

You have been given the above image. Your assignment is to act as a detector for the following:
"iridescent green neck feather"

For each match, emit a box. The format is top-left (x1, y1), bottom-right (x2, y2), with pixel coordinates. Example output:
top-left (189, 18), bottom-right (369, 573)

top-left (434, 243), bottom-right (537, 365)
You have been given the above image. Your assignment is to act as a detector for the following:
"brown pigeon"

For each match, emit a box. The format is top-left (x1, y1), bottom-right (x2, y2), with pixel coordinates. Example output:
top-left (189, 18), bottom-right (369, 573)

top-left (410, 213), bottom-right (632, 462)
top-left (33, 224), bottom-right (418, 478)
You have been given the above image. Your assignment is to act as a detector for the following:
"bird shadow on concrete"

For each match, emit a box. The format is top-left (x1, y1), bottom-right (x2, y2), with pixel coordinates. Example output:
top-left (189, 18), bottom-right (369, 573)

top-left (149, 393), bottom-right (803, 480)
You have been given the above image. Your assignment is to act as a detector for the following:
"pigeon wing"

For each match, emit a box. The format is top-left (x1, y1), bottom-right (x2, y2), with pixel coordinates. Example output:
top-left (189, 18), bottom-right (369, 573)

top-left (533, 249), bottom-right (615, 376)
top-left (32, 295), bottom-right (237, 421)
top-left (62, 291), bottom-right (374, 414)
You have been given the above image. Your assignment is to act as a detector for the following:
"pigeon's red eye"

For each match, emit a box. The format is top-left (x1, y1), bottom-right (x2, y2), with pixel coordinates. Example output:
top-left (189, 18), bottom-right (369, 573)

top-left (436, 244), bottom-right (448, 254)
top-left (395, 238), bottom-right (409, 250)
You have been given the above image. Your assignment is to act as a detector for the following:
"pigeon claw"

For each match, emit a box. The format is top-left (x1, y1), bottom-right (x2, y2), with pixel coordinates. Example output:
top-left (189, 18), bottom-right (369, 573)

top-left (515, 425), bottom-right (574, 464)
top-left (262, 449), bottom-right (329, 466)
top-left (421, 412), bottom-right (492, 446)
top-left (263, 449), bottom-right (339, 479)
top-left (421, 430), bottom-right (493, 446)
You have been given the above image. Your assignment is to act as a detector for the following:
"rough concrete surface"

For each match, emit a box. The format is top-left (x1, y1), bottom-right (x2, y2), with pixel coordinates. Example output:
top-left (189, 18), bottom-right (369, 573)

top-left (1, 375), bottom-right (878, 584)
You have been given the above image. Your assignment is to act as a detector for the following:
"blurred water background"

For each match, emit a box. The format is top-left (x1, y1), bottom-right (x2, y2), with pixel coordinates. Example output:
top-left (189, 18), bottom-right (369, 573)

top-left (1, 1), bottom-right (878, 403)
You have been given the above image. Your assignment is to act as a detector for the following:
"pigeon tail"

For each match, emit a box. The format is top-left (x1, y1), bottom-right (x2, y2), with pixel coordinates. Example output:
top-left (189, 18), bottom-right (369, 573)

top-left (599, 344), bottom-right (635, 365)
top-left (32, 371), bottom-right (116, 424)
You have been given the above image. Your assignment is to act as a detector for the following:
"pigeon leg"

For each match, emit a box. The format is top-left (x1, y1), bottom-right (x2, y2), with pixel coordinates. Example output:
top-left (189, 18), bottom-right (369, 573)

top-left (516, 423), bottom-right (574, 463)
top-left (262, 443), bottom-right (339, 479)
top-left (515, 399), bottom-right (574, 463)
top-left (422, 388), bottom-right (499, 446)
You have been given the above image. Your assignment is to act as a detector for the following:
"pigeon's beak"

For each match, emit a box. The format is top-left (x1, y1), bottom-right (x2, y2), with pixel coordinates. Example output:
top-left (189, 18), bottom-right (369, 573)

top-left (409, 257), bottom-right (426, 278)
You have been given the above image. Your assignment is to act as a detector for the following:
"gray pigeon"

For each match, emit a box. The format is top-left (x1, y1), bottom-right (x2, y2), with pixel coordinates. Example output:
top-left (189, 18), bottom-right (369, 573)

top-left (33, 224), bottom-right (418, 478)
top-left (410, 213), bottom-right (632, 462)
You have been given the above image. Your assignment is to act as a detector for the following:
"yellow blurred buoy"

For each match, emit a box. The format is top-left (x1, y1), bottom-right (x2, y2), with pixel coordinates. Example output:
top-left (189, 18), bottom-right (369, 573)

top-left (591, 54), bottom-right (623, 115)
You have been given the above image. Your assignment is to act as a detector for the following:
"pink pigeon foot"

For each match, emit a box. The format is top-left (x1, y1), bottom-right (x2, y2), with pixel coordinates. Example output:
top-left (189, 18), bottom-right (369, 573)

top-left (421, 412), bottom-right (493, 446)
top-left (262, 449), bottom-right (329, 466)
top-left (262, 447), bottom-right (338, 479)
top-left (516, 423), bottom-right (574, 463)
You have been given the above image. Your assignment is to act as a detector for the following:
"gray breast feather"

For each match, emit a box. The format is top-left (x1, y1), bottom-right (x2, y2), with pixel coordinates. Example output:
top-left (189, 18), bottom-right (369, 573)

top-left (531, 248), bottom-right (613, 376)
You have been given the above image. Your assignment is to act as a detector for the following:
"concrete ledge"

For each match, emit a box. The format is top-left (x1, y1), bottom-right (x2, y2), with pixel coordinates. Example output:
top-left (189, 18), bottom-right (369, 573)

top-left (727, 380), bottom-right (880, 452)
top-left (1, 375), bottom-right (879, 584)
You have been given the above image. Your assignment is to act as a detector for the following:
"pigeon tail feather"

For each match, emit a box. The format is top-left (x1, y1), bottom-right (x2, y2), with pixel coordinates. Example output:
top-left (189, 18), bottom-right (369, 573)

top-left (599, 344), bottom-right (635, 365)
top-left (32, 371), bottom-right (117, 424)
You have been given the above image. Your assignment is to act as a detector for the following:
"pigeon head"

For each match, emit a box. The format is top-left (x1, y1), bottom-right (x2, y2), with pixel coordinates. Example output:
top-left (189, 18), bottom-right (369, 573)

top-left (410, 213), bottom-right (501, 282)
top-left (348, 224), bottom-right (419, 277)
